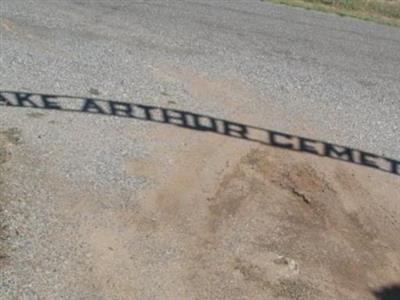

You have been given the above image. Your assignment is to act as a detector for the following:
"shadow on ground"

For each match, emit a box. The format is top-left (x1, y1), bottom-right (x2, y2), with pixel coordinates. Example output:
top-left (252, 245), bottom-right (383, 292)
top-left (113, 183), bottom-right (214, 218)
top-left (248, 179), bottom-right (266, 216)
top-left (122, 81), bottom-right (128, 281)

top-left (0, 90), bottom-right (399, 177)
top-left (373, 285), bottom-right (400, 300)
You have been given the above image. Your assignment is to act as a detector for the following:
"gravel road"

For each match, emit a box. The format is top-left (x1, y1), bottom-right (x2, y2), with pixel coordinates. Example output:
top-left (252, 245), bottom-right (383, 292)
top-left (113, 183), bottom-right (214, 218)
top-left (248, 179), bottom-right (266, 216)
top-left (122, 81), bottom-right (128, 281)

top-left (1, 1), bottom-right (399, 299)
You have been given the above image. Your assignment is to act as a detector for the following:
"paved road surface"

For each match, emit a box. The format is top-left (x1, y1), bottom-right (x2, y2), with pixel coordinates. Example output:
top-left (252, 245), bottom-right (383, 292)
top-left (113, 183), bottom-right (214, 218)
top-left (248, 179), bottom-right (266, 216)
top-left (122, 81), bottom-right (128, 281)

top-left (1, 1), bottom-right (399, 299)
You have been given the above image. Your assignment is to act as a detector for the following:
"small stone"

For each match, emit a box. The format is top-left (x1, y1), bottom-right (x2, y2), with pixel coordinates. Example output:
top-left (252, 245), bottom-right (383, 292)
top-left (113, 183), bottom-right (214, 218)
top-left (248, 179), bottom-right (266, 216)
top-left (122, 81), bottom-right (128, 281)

top-left (89, 88), bottom-right (100, 96)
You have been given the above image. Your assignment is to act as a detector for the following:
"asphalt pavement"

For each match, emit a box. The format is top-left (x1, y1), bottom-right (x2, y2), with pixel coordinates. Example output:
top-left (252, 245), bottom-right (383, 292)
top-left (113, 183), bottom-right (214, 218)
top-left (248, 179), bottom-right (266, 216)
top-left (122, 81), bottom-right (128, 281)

top-left (1, 1), bottom-right (399, 299)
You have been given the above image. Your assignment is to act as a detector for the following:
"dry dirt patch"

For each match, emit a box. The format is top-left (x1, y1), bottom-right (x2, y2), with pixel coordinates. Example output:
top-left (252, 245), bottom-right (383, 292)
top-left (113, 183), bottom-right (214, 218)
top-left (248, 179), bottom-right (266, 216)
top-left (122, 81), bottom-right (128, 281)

top-left (74, 131), bottom-right (399, 300)
top-left (183, 147), bottom-right (400, 299)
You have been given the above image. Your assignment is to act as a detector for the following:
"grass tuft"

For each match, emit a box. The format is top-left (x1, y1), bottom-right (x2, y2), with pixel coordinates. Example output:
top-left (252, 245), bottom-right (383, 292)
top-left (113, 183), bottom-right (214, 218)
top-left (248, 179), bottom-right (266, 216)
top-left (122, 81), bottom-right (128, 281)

top-left (264, 0), bottom-right (400, 26)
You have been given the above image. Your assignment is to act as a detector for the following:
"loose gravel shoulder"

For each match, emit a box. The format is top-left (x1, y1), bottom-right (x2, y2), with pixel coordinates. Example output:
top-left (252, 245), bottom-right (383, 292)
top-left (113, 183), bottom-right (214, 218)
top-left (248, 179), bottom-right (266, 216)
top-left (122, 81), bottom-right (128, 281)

top-left (1, 1), bottom-right (399, 299)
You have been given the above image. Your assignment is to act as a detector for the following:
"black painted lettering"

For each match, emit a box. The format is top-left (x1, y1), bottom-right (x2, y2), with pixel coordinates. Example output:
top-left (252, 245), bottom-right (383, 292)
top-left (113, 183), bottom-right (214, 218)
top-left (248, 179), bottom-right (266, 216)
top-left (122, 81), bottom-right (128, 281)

top-left (0, 93), bottom-right (12, 106)
top-left (161, 108), bottom-right (188, 127)
top-left (136, 105), bottom-right (158, 121)
top-left (299, 137), bottom-right (319, 155)
top-left (15, 93), bottom-right (38, 107)
top-left (269, 131), bottom-right (294, 149)
top-left (324, 143), bottom-right (354, 162)
top-left (41, 95), bottom-right (61, 110)
top-left (192, 114), bottom-right (218, 132)
top-left (109, 101), bottom-right (134, 117)
top-left (81, 99), bottom-right (106, 114)
top-left (223, 121), bottom-right (248, 139)
top-left (359, 151), bottom-right (379, 169)
top-left (385, 158), bottom-right (400, 175)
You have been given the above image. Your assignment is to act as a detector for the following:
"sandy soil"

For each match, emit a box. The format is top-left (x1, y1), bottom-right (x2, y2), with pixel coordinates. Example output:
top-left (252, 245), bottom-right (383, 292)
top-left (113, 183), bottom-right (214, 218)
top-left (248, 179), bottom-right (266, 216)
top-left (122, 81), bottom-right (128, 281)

top-left (64, 129), bottom-right (400, 300)
top-left (1, 69), bottom-right (400, 300)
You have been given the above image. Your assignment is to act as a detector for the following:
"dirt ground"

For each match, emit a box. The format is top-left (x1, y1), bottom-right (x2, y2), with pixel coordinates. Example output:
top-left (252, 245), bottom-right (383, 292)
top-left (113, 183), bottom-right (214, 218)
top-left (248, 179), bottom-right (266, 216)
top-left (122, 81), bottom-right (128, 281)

top-left (1, 71), bottom-right (400, 299)
top-left (73, 135), bottom-right (400, 300)
top-left (1, 0), bottom-right (400, 298)
top-left (124, 135), bottom-right (400, 300)
top-left (17, 128), bottom-right (399, 300)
